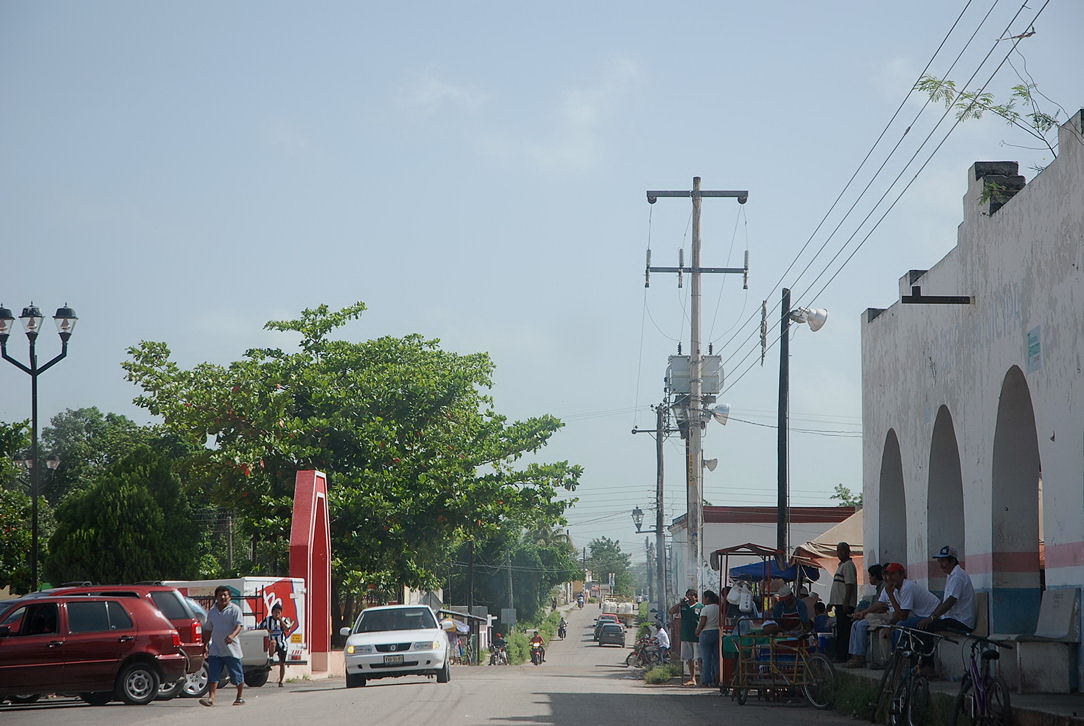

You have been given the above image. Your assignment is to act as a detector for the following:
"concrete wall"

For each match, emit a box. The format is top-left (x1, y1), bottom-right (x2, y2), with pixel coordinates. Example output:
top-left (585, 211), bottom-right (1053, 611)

top-left (861, 111), bottom-right (1084, 686)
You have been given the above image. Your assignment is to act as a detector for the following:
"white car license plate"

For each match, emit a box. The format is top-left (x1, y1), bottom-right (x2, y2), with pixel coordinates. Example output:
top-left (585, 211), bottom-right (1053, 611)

top-left (383, 654), bottom-right (404, 665)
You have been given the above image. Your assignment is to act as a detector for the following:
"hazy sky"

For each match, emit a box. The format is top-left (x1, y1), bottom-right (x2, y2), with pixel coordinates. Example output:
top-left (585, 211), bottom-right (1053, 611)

top-left (2, 1), bottom-right (1080, 564)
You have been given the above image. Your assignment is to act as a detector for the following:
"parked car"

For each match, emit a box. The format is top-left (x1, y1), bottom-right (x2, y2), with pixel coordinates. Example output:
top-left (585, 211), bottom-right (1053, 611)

top-left (593, 614), bottom-right (619, 641)
top-left (0, 594), bottom-right (187, 706)
top-left (597, 622), bottom-right (626, 647)
top-left (32, 583), bottom-right (207, 699)
top-left (339, 605), bottom-right (451, 687)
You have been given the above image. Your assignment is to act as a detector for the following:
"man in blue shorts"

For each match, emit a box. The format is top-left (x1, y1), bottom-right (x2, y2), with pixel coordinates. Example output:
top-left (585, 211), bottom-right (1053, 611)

top-left (201, 585), bottom-right (246, 706)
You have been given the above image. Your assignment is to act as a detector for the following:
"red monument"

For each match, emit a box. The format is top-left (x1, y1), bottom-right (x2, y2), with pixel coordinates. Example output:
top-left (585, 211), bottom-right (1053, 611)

top-left (289, 470), bottom-right (331, 671)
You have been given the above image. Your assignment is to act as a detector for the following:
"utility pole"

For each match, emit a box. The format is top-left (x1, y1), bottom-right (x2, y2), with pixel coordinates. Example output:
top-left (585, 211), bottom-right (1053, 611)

top-left (646, 178), bottom-right (748, 596)
top-left (777, 288), bottom-right (791, 561)
top-left (654, 402), bottom-right (667, 610)
top-left (632, 400), bottom-right (678, 616)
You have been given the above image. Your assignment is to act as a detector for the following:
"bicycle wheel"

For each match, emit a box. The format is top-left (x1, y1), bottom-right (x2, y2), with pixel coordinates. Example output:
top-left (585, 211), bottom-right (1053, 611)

top-left (625, 651), bottom-right (639, 667)
top-left (987, 676), bottom-right (1012, 726)
top-left (887, 674), bottom-right (910, 726)
top-left (802, 652), bottom-right (836, 710)
top-left (870, 653), bottom-right (902, 722)
top-left (907, 675), bottom-right (930, 726)
top-left (951, 675), bottom-right (975, 726)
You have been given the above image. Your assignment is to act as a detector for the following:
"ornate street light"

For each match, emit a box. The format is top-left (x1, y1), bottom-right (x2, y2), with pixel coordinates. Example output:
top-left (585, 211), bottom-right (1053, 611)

top-left (1, 302), bottom-right (78, 591)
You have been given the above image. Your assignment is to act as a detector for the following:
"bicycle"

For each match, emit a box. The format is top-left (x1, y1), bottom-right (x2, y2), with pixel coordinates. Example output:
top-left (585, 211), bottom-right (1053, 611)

top-left (625, 636), bottom-right (662, 668)
top-left (868, 625), bottom-right (955, 726)
top-left (951, 634), bottom-right (1012, 726)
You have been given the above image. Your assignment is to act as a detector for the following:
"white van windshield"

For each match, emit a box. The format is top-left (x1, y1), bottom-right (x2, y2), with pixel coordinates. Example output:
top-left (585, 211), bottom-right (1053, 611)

top-left (355, 607), bottom-right (437, 632)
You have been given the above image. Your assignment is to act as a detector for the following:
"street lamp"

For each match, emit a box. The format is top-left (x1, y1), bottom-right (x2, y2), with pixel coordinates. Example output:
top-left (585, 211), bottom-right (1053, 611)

top-left (631, 506), bottom-right (657, 534)
top-left (777, 288), bottom-right (827, 562)
top-left (0, 302), bottom-right (78, 592)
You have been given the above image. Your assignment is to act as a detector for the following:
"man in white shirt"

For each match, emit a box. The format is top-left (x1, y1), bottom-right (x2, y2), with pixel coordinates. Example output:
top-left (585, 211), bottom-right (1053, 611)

top-left (918, 546), bottom-right (976, 634)
top-left (654, 622), bottom-right (671, 661)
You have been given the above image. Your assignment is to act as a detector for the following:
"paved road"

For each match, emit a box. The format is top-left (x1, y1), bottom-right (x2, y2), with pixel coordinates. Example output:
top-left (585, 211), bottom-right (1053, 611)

top-left (1, 604), bottom-right (855, 725)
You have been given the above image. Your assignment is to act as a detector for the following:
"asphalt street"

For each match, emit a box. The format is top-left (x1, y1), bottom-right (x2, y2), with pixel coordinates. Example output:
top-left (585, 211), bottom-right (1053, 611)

top-left (1, 604), bottom-right (856, 725)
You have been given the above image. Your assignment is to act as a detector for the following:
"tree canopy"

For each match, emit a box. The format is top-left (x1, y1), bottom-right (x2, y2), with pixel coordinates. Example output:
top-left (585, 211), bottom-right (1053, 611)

top-left (47, 445), bottom-right (200, 584)
top-left (122, 303), bottom-right (581, 592)
top-left (586, 537), bottom-right (634, 596)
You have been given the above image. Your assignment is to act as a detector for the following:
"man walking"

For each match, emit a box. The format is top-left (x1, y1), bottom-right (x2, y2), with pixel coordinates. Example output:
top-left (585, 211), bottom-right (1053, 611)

top-left (201, 585), bottom-right (246, 706)
top-left (668, 589), bottom-right (701, 686)
top-left (829, 541), bottom-right (858, 662)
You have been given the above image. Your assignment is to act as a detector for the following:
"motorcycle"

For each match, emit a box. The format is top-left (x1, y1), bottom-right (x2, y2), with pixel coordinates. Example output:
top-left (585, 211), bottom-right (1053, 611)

top-left (558, 621), bottom-right (567, 639)
top-left (530, 642), bottom-right (545, 666)
top-left (576, 598), bottom-right (584, 609)
top-left (489, 645), bottom-right (508, 665)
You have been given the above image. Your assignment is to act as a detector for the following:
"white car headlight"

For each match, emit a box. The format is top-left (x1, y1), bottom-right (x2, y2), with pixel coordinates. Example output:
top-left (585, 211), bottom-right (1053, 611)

top-left (412, 641), bottom-right (441, 650)
top-left (346, 644), bottom-right (374, 655)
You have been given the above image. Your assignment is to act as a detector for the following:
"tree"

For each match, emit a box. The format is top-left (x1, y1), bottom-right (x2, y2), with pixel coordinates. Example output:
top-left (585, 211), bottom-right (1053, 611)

top-left (830, 483), bottom-right (862, 509)
top-left (586, 537), bottom-right (634, 596)
top-left (121, 303), bottom-right (581, 601)
top-left (40, 407), bottom-right (195, 506)
top-left (0, 488), bottom-right (54, 593)
top-left (915, 74), bottom-right (1065, 171)
top-left (46, 446), bottom-right (200, 583)
top-left (0, 420), bottom-right (29, 492)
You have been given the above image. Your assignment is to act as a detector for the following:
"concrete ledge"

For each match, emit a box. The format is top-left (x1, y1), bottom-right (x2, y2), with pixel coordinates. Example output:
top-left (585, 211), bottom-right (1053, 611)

top-left (834, 667), bottom-right (1084, 726)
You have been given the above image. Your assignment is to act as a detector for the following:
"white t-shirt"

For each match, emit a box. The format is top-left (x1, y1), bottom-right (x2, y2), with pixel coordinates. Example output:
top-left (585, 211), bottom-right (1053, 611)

top-left (655, 626), bottom-right (671, 649)
top-left (941, 564), bottom-right (976, 629)
top-left (880, 579), bottom-right (940, 618)
top-left (698, 603), bottom-right (721, 632)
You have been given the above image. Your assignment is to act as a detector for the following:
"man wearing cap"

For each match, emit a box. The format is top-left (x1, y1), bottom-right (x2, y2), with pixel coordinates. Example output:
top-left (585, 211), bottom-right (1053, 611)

top-left (828, 541), bottom-right (858, 662)
top-left (918, 546), bottom-right (975, 634)
top-left (762, 585), bottom-right (811, 635)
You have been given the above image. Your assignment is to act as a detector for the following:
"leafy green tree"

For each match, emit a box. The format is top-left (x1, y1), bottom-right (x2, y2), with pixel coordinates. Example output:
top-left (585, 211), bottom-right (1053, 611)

top-left (830, 483), bottom-right (862, 509)
top-left (0, 420), bottom-right (29, 492)
top-left (46, 445), bottom-right (200, 583)
top-left (40, 407), bottom-right (197, 506)
top-left (446, 525), bottom-right (580, 623)
top-left (0, 488), bottom-right (55, 593)
top-left (121, 303), bottom-right (581, 604)
top-left (915, 75), bottom-right (1064, 169)
top-left (587, 537), bottom-right (634, 596)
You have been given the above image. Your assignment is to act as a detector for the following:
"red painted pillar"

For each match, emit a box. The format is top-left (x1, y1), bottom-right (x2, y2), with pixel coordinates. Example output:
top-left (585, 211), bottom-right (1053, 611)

top-left (289, 470), bottom-right (331, 670)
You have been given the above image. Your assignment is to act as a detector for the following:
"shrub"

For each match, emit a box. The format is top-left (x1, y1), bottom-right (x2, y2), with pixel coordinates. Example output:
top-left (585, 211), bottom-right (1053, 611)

top-left (507, 630), bottom-right (531, 664)
top-left (644, 665), bottom-right (679, 684)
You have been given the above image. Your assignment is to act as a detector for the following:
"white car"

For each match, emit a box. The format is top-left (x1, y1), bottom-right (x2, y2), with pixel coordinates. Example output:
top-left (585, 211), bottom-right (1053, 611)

top-left (339, 605), bottom-right (451, 687)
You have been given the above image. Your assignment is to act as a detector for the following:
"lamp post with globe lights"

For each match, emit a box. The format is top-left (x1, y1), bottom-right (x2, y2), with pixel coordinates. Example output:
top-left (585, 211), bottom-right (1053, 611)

top-left (0, 303), bottom-right (78, 591)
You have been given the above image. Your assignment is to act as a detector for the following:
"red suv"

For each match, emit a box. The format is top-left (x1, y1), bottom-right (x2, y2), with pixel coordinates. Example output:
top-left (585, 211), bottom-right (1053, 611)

top-left (40, 585), bottom-right (206, 699)
top-left (0, 595), bottom-right (187, 706)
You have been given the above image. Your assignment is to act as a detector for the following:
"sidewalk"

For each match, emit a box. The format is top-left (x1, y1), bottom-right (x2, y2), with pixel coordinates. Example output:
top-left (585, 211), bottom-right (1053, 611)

top-left (837, 667), bottom-right (1084, 725)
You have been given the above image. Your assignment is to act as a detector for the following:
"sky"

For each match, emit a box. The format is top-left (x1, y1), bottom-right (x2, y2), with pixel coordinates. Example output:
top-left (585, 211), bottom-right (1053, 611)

top-left (1, 1), bottom-right (1081, 567)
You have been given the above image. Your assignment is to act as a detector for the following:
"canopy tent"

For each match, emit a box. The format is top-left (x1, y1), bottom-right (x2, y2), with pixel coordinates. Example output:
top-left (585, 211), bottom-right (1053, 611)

top-left (728, 559), bottom-right (820, 583)
top-left (791, 508), bottom-right (865, 584)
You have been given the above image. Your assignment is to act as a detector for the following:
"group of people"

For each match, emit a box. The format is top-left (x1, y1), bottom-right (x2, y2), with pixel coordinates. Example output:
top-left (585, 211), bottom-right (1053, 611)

top-left (839, 544), bottom-right (976, 674)
top-left (664, 541), bottom-right (976, 686)
top-left (668, 588), bottom-right (725, 687)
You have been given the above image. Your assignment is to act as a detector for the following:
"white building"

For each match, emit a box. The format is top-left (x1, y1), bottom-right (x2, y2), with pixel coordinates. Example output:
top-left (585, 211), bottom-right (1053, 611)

top-left (862, 111), bottom-right (1083, 689)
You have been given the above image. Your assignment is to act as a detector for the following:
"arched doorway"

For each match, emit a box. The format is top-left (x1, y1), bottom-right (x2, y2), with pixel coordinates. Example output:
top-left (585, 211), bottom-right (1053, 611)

top-left (990, 367), bottom-right (1042, 634)
top-left (927, 406), bottom-right (964, 594)
top-left (878, 429), bottom-right (907, 567)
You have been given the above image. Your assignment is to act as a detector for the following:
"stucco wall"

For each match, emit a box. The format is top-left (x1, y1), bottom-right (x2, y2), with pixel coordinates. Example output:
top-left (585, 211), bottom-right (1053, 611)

top-left (861, 111), bottom-right (1084, 681)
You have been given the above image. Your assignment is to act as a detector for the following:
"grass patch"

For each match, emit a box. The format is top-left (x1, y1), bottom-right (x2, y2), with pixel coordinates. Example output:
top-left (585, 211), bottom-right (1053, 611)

top-left (644, 663), bottom-right (683, 684)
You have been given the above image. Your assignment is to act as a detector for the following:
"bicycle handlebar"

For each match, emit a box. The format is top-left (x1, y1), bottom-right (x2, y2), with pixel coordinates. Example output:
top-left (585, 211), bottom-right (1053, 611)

top-left (962, 633), bottom-right (1013, 650)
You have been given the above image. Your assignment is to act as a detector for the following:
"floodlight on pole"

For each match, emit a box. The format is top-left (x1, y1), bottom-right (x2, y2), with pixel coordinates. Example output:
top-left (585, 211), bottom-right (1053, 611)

top-left (710, 402), bottom-right (730, 426)
top-left (703, 458), bottom-right (718, 472)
